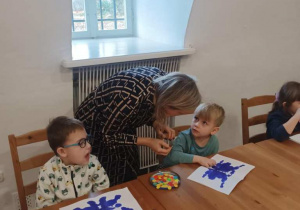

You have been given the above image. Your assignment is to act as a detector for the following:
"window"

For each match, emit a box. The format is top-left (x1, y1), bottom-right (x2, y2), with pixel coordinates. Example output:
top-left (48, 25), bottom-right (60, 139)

top-left (72, 0), bottom-right (133, 39)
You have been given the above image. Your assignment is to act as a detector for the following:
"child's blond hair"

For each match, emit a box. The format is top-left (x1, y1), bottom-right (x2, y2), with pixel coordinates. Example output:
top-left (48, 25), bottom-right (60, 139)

top-left (194, 103), bottom-right (225, 127)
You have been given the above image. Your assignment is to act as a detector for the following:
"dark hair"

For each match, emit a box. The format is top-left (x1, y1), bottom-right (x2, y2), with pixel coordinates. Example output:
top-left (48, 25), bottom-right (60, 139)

top-left (47, 116), bottom-right (84, 155)
top-left (194, 103), bottom-right (225, 127)
top-left (153, 72), bottom-right (201, 123)
top-left (271, 81), bottom-right (300, 113)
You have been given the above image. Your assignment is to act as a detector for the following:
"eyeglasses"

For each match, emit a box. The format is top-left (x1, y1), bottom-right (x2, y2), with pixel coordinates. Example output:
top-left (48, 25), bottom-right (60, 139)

top-left (63, 136), bottom-right (91, 148)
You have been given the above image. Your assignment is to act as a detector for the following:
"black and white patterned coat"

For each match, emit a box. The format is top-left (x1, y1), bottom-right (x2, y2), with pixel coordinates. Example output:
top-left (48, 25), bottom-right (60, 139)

top-left (75, 67), bottom-right (166, 186)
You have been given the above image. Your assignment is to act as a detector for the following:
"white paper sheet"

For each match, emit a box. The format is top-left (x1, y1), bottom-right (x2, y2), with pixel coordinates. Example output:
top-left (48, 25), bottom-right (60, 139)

top-left (187, 154), bottom-right (255, 195)
top-left (60, 187), bottom-right (142, 210)
top-left (290, 134), bottom-right (300, 144)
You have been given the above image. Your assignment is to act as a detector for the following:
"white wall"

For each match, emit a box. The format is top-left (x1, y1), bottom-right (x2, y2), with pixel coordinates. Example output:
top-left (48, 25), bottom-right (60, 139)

top-left (177, 0), bottom-right (300, 150)
top-left (0, 0), bottom-right (72, 209)
top-left (134, 0), bottom-right (194, 47)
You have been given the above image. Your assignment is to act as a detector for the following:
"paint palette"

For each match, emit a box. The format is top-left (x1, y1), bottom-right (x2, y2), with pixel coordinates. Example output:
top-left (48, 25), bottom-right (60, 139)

top-left (150, 171), bottom-right (180, 190)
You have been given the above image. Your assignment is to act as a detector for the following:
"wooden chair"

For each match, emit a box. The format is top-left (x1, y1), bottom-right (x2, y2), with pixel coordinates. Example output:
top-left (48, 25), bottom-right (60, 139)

top-left (241, 95), bottom-right (275, 144)
top-left (8, 129), bottom-right (54, 210)
top-left (173, 125), bottom-right (190, 136)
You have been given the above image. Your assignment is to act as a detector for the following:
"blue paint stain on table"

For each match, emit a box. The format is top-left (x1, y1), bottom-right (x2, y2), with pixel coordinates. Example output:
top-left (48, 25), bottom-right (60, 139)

top-left (73, 195), bottom-right (133, 210)
top-left (202, 160), bottom-right (245, 188)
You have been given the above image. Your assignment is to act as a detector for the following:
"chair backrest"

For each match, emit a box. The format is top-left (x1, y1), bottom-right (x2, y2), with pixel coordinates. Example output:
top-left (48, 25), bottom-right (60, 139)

top-left (241, 95), bottom-right (275, 144)
top-left (173, 125), bottom-right (190, 136)
top-left (8, 129), bottom-right (54, 210)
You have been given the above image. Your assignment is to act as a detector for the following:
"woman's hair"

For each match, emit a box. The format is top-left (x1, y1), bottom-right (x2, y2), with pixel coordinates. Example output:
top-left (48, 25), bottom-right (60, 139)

top-left (47, 116), bottom-right (84, 156)
top-left (270, 81), bottom-right (300, 113)
top-left (194, 103), bottom-right (225, 127)
top-left (153, 72), bottom-right (201, 122)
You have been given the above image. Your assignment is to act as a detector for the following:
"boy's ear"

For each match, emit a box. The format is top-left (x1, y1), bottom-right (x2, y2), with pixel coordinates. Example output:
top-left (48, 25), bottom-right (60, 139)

top-left (210, 127), bottom-right (220, 135)
top-left (56, 147), bottom-right (67, 158)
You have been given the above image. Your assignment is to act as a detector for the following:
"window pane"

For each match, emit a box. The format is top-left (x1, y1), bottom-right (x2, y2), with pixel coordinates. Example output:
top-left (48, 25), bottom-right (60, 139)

top-left (116, 0), bottom-right (125, 19)
top-left (103, 21), bottom-right (115, 30)
top-left (74, 22), bottom-right (87, 32)
top-left (72, 0), bottom-right (86, 31)
top-left (101, 0), bottom-right (114, 19)
top-left (117, 20), bottom-right (125, 29)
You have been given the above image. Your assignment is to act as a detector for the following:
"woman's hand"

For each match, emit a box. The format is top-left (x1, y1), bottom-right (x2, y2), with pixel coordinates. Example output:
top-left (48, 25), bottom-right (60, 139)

top-left (149, 138), bottom-right (172, 156)
top-left (137, 137), bottom-right (172, 156)
top-left (193, 156), bottom-right (216, 168)
top-left (153, 121), bottom-right (175, 140)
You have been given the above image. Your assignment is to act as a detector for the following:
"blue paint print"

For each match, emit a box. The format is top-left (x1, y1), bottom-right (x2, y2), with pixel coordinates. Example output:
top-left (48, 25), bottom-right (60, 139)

top-left (73, 194), bottom-right (133, 210)
top-left (202, 160), bottom-right (245, 188)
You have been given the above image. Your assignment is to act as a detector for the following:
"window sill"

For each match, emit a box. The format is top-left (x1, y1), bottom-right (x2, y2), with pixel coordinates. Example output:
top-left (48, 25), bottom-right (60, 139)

top-left (62, 37), bottom-right (195, 68)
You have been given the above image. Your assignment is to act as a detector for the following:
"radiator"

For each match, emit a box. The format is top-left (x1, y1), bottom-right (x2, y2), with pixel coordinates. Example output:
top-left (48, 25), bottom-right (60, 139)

top-left (73, 57), bottom-right (180, 169)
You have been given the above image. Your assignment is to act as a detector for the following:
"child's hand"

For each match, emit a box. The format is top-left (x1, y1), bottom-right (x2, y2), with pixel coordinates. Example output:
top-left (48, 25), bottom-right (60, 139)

top-left (295, 108), bottom-right (300, 121)
top-left (283, 107), bottom-right (300, 134)
top-left (194, 156), bottom-right (216, 168)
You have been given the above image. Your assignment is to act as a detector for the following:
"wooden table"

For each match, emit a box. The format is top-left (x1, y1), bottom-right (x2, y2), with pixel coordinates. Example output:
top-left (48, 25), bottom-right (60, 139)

top-left (42, 179), bottom-right (164, 210)
top-left (138, 143), bottom-right (300, 210)
top-left (256, 139), bottom-right (300, 166)
top-left (41, 140), bottom-right (300, 210)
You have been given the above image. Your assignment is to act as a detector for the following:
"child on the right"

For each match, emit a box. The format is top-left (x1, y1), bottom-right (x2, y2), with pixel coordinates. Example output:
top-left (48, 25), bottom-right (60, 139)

top-left (162, 103), bottom-right (225, 168)
top-left (266, 81), bottom-right (300, 141)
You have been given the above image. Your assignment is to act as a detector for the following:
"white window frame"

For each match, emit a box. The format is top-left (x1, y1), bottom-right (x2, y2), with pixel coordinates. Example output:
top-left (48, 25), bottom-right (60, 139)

top-left (72, 0), bottom-right (133, 39)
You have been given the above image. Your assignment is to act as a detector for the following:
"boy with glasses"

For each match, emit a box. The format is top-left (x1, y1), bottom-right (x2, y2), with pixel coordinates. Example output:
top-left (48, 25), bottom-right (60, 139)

top-left (36, 116), bottom-right (109, 209)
